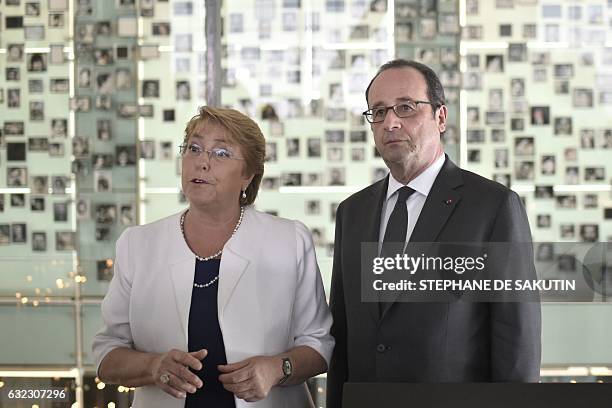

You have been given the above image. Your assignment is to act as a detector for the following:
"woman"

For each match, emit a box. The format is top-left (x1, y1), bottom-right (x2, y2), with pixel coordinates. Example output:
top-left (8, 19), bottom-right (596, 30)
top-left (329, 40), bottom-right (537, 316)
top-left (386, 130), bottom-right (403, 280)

top-left (93, 106), bottom-right (333, 408)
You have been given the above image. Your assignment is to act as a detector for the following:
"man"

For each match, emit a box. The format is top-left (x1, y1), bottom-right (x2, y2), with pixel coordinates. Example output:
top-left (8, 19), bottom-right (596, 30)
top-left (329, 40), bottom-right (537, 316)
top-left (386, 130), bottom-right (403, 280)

top-left (327, 60), bottom-right (541, 407)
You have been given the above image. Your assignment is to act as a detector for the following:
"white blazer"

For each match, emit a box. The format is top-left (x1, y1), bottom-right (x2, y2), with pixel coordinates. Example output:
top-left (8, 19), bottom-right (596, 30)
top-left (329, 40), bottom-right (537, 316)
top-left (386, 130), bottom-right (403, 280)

top-left (92, 207), bottom-right (334, 408)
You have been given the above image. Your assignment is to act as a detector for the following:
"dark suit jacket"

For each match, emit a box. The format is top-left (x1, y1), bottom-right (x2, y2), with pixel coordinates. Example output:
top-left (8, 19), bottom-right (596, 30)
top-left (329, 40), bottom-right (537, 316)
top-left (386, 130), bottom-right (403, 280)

top-left (327, 156), bottom-right (541, 408)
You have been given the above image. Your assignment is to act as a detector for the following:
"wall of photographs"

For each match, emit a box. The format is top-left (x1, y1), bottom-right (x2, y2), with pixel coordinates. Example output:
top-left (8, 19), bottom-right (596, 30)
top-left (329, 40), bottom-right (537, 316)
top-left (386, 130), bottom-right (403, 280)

top-left (462, 0), bottom-right (612, 243)
top-left (394, 0), bottom-right (461, 159)
top-left (1, 0), bottom-right (612, 400)
top-left (221, 0), bottom-right (400, 287)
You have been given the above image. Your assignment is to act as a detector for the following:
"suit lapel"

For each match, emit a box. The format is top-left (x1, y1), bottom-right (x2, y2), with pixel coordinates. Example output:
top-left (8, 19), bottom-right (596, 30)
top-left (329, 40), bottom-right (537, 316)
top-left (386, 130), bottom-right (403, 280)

top-left (361, 177), bottom-right (388, 325)
top-left (380, 156), bottom-right (464, 318)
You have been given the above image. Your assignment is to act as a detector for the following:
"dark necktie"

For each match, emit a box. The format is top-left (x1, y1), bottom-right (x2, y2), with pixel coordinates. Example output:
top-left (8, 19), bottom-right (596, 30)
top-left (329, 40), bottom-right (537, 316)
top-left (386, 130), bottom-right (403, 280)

top-left (379, 186), bottom-right (415, 315)
top-left (383, 186), bottom-right (416, 246)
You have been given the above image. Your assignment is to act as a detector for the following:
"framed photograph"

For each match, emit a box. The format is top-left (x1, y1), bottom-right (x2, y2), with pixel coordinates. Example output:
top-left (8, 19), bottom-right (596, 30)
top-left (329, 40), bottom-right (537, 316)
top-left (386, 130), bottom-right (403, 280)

top-left (76, 23), bottom-right (95, 43)
top-left (49, 0), bottom-right (69, 11)
top-left (4, 121), bottom-right (25, 136)
top-left (115, 145), bottom-right (137, 166)
top-left (7, 142), bottom-right (26, 161)
top-left (31, 175), bottom-right (49, 194)
top-left (152, 22), bottom-right (171, 36)
top-left (94, 48), bottom-right (114, 65)
top-left (11, 194), bottom-right (25, 207)
top-left (120, 204), bottom-right (135, 225)
top-left (142, 80), bottom-right (160, 98)
top-left (5, 17), bottom-right (24, 29)
top-left (485, 55), bottom-right (504, 73)
top-left (535, 186), bottom-right (553, 199)
top-left (173, 1), bottom-right (193, 15)
top-left (49, 13), bottom-right (65, 28)
top-left (51, 175), bottom-right (69, 194)
top-left (28, 137), bottom-right (48, 152)
top-left (92, 154), bottom-right (114, 170)
top-left (6, 44), bottom-right (24, 62)
top-left (29, 101), bottom-right (44, 121)
top-left (115, 45), bottom-right (131, 60)
top-left (11, 223), bottom-right (27, 244)
top-left (176, 81), bottom-right (191, 100)
top-left (328, 168), bottom-right (346, 186)
top-left (573, 88), bottom-right (594, 107)
top-left (76, 0), bottom-right (93, 15)
top-left (117, 0), bottom-right (136, 9)
top-left (55, 231), bottom-right (75, 251)
top-left (139, 44), bottom-right (160, 60)
top-left (7, 88), bottom-right (21, 108)
top-left (70, 96), bottom-right (91, 112)
top-left (140, 140), bottom-right (156, 159)
top-left (50, 78), bottom-right (69, 93)
top-left (96, 226), bottom-right (111, 241)
top-left (7, 167), bottom-right (28, 187)
top-left (553, 117), bottom-right (572, 135)
top-left (32, 232), bottom-right (47, 251)
top-left (118, 16), bottom-right (138, 37)
top-left (540, 155), bottom-right (556, 175)
top-left (53, 201), bottom-right (69, 222)
top-left (351, 147), bottom-right (365, 162)
top-left (115, 68), bottom-right (132, 90)
top-left (50, 118), bottom-right (68, 138)
top-left (419, 18), bottom-right (437, 39)
top-left (76, 197), bottom-right (90, 220)
top-left (49, 44), bottom-right (65, 64)
top-left (24, 25), bottom-right (45, 40)
top-left (514, 160), bottom-right (534, 180)
top-left (97, 259), bottom-right (114, 281)
top-left (94, 170), bottom-right (112, 192)
top-left (530, 106), bottom-right (550, 125)
top-left (49, 143), bottom-right (65, 157)
top-left (514, 137), bottom-right (534, 156)
top-left (96, 21), bottom-right (112, 36)
top-left (77, 67), bottom-right (92, 88)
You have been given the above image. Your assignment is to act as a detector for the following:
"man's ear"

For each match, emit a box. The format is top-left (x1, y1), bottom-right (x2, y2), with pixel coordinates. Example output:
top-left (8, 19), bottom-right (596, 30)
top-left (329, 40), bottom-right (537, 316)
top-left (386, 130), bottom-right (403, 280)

top-left (437, 105), bottom-right (448, 133)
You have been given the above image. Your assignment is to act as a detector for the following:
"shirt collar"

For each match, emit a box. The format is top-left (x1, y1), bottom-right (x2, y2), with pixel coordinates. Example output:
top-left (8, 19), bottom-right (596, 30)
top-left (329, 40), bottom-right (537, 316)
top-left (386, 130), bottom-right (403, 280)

top-left (386, 153), bottom-right (446, 200)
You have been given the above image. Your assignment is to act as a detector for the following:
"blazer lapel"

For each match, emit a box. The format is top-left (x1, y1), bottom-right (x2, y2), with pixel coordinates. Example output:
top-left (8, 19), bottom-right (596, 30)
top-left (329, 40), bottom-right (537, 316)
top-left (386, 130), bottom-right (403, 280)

top-left (380, 156), bottom-right (464, 318)
top-left (167, 212), bottom-right (196, 345)
top-left (217, 208), bottom-right (253, 318)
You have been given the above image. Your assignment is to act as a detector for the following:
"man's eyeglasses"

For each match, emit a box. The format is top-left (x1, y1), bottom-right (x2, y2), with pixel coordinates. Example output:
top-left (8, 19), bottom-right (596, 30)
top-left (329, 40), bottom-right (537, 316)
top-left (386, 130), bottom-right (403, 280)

top-left (179, 143), bottom-right (244, 161)
top-left (362, 100), bottom-right (434, 123)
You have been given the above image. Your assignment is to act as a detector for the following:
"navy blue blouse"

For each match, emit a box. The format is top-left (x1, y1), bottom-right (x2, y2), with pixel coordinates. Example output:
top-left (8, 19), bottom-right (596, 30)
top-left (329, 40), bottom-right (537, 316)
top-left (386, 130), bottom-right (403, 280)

top-left (185, 259), bottom-right (235, 408)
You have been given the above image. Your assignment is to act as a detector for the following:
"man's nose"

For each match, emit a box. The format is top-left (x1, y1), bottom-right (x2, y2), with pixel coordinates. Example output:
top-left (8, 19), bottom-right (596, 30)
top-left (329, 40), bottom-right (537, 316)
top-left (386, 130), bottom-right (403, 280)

top-left (383, 108), bottom-right (402, 131)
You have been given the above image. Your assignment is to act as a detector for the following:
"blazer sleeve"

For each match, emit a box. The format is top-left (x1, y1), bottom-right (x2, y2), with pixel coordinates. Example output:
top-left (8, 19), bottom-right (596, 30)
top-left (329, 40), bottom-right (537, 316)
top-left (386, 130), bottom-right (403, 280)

top-left (92, 227), bottom-right (136, 376)
top-left (326, 202), bottom-right (347, 408)
top-left (488, 190), bottom-right (542, 381)
top-left (290, 220), bottom-right (335, 367)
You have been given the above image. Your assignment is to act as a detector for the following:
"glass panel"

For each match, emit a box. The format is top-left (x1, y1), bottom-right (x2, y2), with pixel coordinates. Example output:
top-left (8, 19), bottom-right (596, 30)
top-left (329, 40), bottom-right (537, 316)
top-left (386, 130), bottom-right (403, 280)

top-left (0, 304), bottom-right (76, 365)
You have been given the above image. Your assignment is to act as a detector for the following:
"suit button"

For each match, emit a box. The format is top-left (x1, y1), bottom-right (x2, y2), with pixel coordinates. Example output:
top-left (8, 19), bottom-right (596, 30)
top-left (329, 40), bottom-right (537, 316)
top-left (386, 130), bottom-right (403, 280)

top-left (376, 344), bottom-right (386, 353)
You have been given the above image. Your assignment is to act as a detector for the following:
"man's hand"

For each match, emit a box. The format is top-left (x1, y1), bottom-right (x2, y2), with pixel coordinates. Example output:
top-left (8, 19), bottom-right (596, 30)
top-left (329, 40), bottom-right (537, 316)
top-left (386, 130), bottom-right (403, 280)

top-left (218, 356), bottom-right (283, 402)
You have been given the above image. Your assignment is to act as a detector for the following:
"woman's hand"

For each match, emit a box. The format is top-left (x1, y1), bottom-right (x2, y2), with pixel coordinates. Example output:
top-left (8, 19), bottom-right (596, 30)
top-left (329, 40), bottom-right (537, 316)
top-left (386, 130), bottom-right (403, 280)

top-left (150, 348), bottom-right (207, 399)
top-left (218, 356), bottom-right (283, 402)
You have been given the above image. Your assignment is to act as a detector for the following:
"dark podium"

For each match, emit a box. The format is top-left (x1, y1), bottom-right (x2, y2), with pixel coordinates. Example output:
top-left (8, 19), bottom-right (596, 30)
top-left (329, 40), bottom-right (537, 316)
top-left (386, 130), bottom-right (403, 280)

top-left (342, 383), bottom-right (612, 407)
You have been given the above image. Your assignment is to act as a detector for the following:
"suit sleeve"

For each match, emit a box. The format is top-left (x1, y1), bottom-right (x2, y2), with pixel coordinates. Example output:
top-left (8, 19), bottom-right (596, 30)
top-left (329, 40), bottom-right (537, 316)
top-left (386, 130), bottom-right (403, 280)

top-left (91, 227), bottom-right (135, 376)
top-left (326, 202), bottom-right (348, 408)
top-left (488, 190), bottom-right (542, 381)
top-left (291, 221), bottom-right (335, 366)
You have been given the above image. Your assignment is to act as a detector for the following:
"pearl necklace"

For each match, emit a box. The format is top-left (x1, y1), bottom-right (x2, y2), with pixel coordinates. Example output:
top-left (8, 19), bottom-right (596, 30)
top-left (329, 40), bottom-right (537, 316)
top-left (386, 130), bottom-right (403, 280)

top-left (180, 206), bottom-right (245, 288)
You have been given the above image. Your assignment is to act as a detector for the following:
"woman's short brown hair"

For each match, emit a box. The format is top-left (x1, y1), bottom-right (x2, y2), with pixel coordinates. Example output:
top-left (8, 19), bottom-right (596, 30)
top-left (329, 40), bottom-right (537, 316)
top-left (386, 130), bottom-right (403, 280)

top-left (183, 106), bottom-right (265, 206)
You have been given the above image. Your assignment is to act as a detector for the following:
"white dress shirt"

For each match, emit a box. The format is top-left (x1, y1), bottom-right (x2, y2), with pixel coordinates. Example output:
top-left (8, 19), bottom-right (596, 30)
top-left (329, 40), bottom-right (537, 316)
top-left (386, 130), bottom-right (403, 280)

top-left (378, 154), bottom-right (446, 245)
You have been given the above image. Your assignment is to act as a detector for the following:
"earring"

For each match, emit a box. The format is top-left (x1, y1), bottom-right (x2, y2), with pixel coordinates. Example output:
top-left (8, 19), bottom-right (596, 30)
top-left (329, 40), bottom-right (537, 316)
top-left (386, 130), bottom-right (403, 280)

top-left (241, 190), bottom-right (247, 199)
